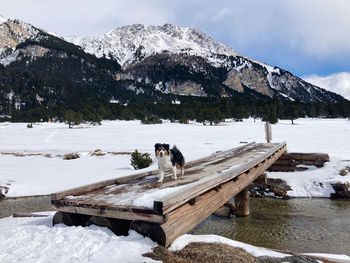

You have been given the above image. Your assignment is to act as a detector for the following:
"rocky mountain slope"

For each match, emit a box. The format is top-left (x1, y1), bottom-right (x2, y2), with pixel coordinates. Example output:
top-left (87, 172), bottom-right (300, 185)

top-left (0, 18), bottom-right (168, 117)
top-left (66, 24), bottom-right (343, 102)
top-left (0, 17), bottom-right (345, 119)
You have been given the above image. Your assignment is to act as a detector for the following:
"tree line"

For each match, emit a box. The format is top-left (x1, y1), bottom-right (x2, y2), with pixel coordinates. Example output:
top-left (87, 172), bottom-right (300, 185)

top-left (5, 96), bottom-right (350, 126)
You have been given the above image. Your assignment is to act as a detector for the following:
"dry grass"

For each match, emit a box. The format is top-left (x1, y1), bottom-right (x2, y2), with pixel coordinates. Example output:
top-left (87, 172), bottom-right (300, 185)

top-left (143, 242), bottom-right (258, 263)
top-left (1, 150), bottom-right (132, 159)
top-left (63, 153), bottom-right (80, 160)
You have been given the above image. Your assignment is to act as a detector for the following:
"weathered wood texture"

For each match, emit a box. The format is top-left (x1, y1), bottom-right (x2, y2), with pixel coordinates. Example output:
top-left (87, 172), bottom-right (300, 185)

top-left (234, 187), bottom-right (250, 217)
top-left (52, 142), bottom-right (256, 201)
top-left (154, 142), bottom-right (286, 214)
top-left (51, 142), bottom-right (286, 247)
top-left (254, 173), bottom-right (267, 184)
top-left (51, 200), bottom-right (166, 223)
top-left (132, 145), bottom-right (286, 247)
top-left (268, 152), bottom-right (329, 172)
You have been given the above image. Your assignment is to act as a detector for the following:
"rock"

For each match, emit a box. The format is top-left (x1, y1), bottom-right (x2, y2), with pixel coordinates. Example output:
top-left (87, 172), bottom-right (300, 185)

top-left (331, 182), bottom-right (350, 198)
top-left (240, 67), bottom-right (274, 97)
top-left (249, 178), bottom-right (291, 199)
top-left (0, 186), bottom-right (9, 200)
top-left (213, 201), bottom-right (235, 217)
top-left (223, 69), bottom-right (244, 93)
top-left (339, 166), bottom-right (350, 176)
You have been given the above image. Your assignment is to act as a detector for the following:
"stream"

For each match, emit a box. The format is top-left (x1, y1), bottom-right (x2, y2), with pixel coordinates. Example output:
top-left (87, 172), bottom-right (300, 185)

top-left (1, 196), bottom-right (349, 254)
top-left (191, 197), bottom-right (350, 254)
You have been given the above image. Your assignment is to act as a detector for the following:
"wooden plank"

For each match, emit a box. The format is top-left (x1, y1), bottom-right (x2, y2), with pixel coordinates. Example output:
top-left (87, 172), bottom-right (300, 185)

top-left (133, 148), bottom-right (284, 247)
top-left (52, 170), bottom-right (158, 200)
top-left (52, 142), bottom-right (256, 201)
top-left (51, 200), bottom-right (166, 223)
top-left (154, 142), bottom-right (286, 214)
top-left (13, 212), bottom-right (48, 218)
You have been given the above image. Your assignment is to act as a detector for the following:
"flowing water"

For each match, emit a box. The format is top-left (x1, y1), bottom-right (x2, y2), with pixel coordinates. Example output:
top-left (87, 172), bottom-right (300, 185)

top-left (1, 196), bottom-right (349, 254)
top-left (191, 198), bottom-right (350, 254)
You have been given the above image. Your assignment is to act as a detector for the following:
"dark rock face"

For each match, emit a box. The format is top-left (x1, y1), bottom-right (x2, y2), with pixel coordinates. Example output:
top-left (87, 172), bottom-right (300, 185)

top-left (331, 182), bottom-right (350, 199)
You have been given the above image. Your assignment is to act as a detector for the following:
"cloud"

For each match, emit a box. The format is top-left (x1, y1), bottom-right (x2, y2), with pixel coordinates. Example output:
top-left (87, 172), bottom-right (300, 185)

top-left (1, 0), bottom-right (175, 36)
top-left (303, 72), bottom-right (350, 100)
top-left (1, 0), bottom-right (349, 76)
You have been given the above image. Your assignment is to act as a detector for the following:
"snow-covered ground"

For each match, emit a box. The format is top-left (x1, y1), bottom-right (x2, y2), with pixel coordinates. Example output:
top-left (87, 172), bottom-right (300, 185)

top-left (0, 118), bottom-right (349, 197)
top-left (1, 213), bottom-right (349, 263)
top-left (1, 118), bottom-right (350, 263)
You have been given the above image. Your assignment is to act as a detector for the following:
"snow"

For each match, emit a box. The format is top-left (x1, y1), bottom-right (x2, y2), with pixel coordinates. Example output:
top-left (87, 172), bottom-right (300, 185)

top-left (0, 15), bottom-right (6, 24)
top-left (303, 253), bottom-right (350, 262)
top-left (0, 213), bottom-right (159, 263)
top-left (0, 212), bottom-right (348, 263)
top-left (1, 118), bottom-right (349, 198)
top-left (64, 24), bottom-right (239, 68)
top-left (1, 118), bottom-right (350, 262)
top-left (169, 234), bottom-right (289, 258)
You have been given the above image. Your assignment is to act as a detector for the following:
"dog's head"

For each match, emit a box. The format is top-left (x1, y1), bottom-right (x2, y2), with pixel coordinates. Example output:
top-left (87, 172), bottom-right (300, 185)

top-left (155, 143), bottom-right (170, 158)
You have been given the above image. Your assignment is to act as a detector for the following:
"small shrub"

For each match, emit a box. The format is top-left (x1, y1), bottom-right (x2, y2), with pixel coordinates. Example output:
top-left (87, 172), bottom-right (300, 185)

top-left (141, 115), bottom-right (162, 124)
top-left (63, 153), bottom-right (80, 160)
top-left (130, 150), bottom-right (152, 169)
top-left (27, 123), bottom-right (33, 128)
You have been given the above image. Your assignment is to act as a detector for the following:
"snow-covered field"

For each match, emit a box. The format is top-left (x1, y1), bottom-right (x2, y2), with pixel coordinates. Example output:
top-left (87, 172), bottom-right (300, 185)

top-left (1, 118), bottom-right (350, 263)
top-left (0, 118), bottom-right (349, 197)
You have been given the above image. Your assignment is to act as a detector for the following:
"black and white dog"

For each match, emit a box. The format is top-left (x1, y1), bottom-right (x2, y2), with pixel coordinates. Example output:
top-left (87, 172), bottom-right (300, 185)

top-left (154, 143), bottom-right (185, 183)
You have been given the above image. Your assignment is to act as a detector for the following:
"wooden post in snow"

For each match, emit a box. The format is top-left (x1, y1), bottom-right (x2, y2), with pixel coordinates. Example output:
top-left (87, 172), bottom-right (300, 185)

top-left (265, 122), bottom-right (272, 143)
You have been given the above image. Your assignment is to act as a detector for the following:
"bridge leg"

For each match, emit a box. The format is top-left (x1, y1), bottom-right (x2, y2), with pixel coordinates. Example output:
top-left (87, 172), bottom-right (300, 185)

top-left (234, 187), bottom-right (250, 217)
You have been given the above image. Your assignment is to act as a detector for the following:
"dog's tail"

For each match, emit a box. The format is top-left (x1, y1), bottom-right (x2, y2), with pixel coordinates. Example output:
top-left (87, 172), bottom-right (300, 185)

top-left (172, 145), bottom-right (185, 166)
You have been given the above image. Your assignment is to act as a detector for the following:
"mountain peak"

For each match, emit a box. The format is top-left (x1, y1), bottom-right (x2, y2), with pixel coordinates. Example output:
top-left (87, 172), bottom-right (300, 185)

top-left (0, 18), bottom-right (40, 50)
top-left (0, 15), bottom-right (6, 24)
top-left (65, 23), bottom-right (239, 67)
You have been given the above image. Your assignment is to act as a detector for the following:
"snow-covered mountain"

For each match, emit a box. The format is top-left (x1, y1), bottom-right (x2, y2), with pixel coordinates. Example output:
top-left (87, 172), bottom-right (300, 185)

top-left (0, 15), bottom-right (6, 24)
top-left (0, 17), bottom-right (344, 103)
top-left (65, 24), bottom-right (239, 68)
top-left (65, 24), bottom-right (343, 102)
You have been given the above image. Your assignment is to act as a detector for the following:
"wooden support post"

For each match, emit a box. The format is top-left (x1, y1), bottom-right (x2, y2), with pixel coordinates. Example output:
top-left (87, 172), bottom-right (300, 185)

top-left (265, 122), bottom-right (272, 143)
top-left (234, 187), bottom-right (250, 217)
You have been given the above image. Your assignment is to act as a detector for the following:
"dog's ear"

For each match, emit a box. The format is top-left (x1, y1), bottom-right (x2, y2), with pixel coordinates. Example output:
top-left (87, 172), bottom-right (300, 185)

top-left (163, 144), bottom-right (170, 152)
top-left (154, 143), bottom-right (161, 151)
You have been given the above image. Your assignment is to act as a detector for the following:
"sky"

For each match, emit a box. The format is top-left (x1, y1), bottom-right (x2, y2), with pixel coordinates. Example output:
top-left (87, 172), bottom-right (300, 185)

top-left (1, 0), bottom-right (350, 99)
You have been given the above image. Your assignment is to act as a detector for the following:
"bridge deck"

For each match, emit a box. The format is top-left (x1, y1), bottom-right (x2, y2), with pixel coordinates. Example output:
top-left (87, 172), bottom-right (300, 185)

top-left (52, 142), bottom-right (286, 227)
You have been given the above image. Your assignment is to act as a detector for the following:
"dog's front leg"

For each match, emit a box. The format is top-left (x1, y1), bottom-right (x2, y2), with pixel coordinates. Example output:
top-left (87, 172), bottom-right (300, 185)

top-left (157, 167), bottom-right (165, 183)
top-left (171, 166), bottom-right (177, 180)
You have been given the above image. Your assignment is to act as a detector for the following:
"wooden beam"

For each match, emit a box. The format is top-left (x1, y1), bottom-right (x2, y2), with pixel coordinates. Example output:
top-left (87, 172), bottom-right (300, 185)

top-left (273, 159), bottom-right (326, 167)
top-left (278, 152), bottom-right (329, 162)
top-left (132, 145), bottom-right (286, 247)
top-left (51, 200), bottom-right (166, 223)
top-left (253, 173), bottom-right (267, 184)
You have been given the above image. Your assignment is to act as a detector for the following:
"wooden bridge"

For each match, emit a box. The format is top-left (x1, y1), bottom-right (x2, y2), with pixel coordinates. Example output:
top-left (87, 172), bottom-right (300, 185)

top-left (51, 141), bottom-right (286, 247)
